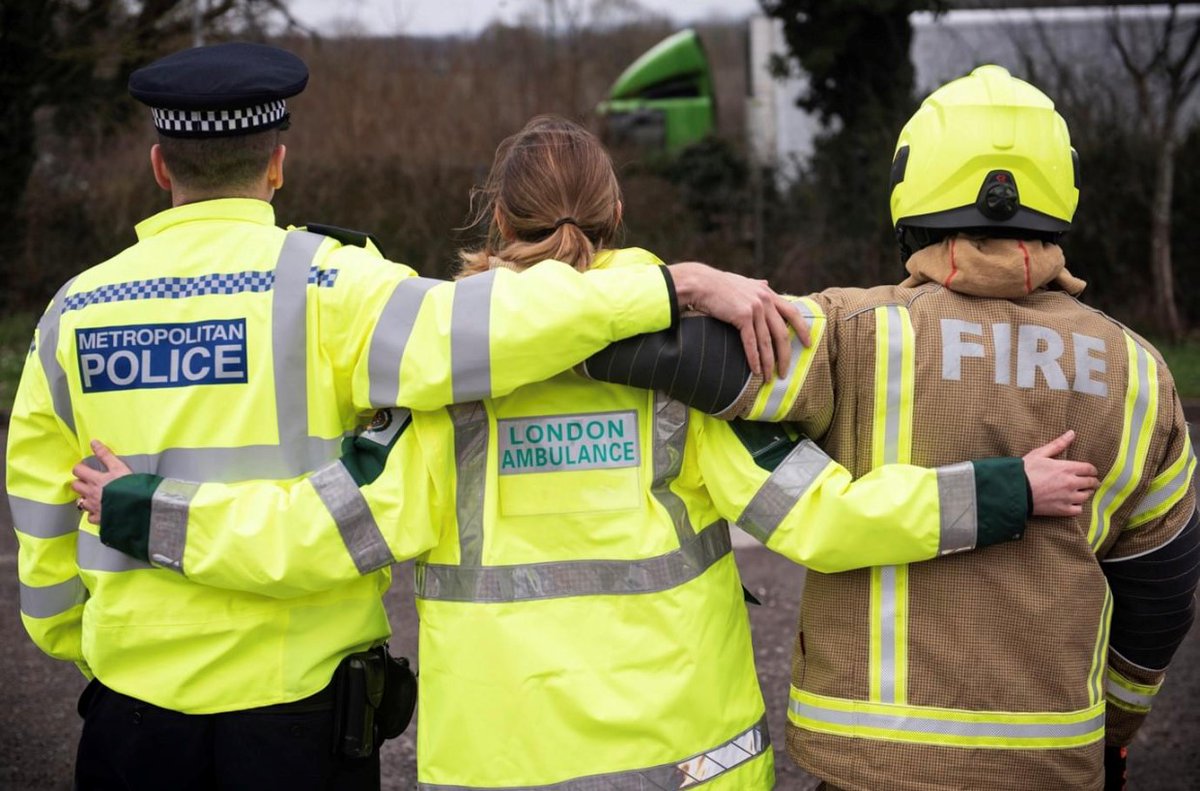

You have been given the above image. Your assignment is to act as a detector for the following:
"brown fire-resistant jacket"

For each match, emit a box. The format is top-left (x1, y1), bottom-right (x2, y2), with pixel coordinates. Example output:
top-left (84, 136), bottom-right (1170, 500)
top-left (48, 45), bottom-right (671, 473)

top-left (725, 237), bottom-right (1197, 791)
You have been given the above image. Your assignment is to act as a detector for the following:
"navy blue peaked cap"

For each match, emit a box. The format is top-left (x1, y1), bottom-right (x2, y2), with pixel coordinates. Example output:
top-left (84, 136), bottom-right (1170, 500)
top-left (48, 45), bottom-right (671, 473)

top-left (129, 42), bottom-right (308, 138)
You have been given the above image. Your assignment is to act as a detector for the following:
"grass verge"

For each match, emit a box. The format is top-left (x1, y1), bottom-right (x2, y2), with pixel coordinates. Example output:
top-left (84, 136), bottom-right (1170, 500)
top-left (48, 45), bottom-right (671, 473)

top-left (1157, 340), bottom-right (1200, 401)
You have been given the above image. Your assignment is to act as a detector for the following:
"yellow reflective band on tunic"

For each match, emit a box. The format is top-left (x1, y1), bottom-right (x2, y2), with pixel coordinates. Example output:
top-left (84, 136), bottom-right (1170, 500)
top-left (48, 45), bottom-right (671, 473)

top-left (450, 402), bottom-right (490, 566)
top-left (19, 576), bottom-right (88, 619)
top-left (147, 479), bottom-right (200, 573)
top-left (788, 688), bottom-right (1106, 749)
top-left (935, 462), bottom-right (978, 555)
top-left (652, 393), bottom-right (696, 544)
top-left (415, 521), bottom-right (732, 603)
top-left (414, 715), bottom-right (770, 790)
top-left (869, 305), bottom-right (915, 705)
top-left (309, 461), bottom-right (393, 574)
top-left (737, 440), bottom-right (834, 543)
top-left (1104, 668), bottom-right (1161, 713)
top-left (1086, 587), bottom-right (1113, 706)
top-left (1088, 337), bottom-right (1158, 551)
top-left (367, 276), bottom-right (440, 408)
top-left (76, 530), bottom-right (153, 572)
top-left (79, 440), bottom-right (345, 483)
top-left (1128, 439), bottom-right (1196, 529)
top-left (745, 297), bottom-right (826, 422)
top-left (37, 277), bottom-right (81, 435)
top-left (450, 269), bottom-right (498, 402)
top-left (10, 497), bottom-right (81, 540)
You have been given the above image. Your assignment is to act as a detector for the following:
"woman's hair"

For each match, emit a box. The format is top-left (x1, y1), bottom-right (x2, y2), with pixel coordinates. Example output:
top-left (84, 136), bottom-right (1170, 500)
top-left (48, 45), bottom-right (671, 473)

top-left (458, 116), bottom-right (621, 277)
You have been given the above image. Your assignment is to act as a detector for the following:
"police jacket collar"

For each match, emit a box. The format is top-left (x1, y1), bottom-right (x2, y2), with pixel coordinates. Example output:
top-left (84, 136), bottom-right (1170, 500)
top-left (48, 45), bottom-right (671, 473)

top-left (136, 198), bottom-right (276, 240)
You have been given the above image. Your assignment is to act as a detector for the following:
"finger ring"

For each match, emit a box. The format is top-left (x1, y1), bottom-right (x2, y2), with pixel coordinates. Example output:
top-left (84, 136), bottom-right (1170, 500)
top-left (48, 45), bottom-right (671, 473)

top-left (76, 499), bottom-right (86, 511)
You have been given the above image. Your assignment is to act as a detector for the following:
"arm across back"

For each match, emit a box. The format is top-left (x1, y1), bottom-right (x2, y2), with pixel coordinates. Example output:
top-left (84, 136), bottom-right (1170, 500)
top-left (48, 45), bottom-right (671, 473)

top-left (100, 408), bottom-right (445, 599)
top-left (321, 248), bottom-right (677, 412)
top-left (584, 295), bottom-right (832, 434)
top-left (697, 419), bottom-right (1029, 572)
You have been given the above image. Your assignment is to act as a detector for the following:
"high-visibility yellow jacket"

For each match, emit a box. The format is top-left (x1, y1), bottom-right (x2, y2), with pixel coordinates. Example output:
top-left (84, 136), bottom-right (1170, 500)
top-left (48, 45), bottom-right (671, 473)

top-left (5, 199), bottom-right (676, 714)
top-left (94, 249), bottom-right (1031, 787)
top-left (587, 238), bottom-right (1200, 791)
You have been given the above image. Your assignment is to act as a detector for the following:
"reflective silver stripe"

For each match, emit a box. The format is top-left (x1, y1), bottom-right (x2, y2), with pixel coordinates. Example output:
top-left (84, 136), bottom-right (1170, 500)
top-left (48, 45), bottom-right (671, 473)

top-left (1105, 675), bottom-right (1158, 709)
top-left (1131, 445), bottom-right (1196, 522)
top-left (451, 269), bottom-right (496, 402)
top-left (878, 305), bottom-right (907, 704)
top-left (415, 521), bottom-right (732, 603)
top-left (1092, 342), bottom-right (1154, 550)
top-left (451, 402), bottom-right (490, 566)
top-left (416, 715), bottom-right (769, 791)
top-left (9, 496), bottom-right (80, 539)
top-left (273, 230), bottom-right (325, 455)
top-left (148, 480), bottom-right (199, 572)
top-left (936, 462), bottom-right (978, 555)
top-left (83, 438), bottom-right (344, 483)
top-left (77, 531), bottom-right (153, 572)
top-left (368, 277), bottom-right (440, 407)
top-left (738, 440), bottom-right (831, 543)
top-left (311, 461), bottom-right (393, 573)
top-left (19, 576), bottom-right (88, 618)
top-left (883, 306), bottom-right (904, 465)
top-left (789, 697), bottom-right (1105, 741)
top-left (40, 277), bottom-right (79, 434)
top-left (652, 392), bottom-right (695, 543)
top-left (879, 565), bottom-right (898, 702)
top-left (760, 302), bottom-right (814, 419)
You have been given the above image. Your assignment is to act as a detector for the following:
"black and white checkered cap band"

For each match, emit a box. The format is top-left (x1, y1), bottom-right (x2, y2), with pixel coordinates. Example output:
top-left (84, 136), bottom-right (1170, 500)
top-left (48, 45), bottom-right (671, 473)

top-left (151, 100), bottom-right (287, 135)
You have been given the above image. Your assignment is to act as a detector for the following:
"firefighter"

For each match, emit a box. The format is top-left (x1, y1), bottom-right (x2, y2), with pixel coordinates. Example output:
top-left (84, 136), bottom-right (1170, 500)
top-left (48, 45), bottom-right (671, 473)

top-left (578, 65), bottom-right (1200, 790)
top-left (74, 116), bottom-right (1097, 789)
top-left (5, 44), bottom-right (804, 789)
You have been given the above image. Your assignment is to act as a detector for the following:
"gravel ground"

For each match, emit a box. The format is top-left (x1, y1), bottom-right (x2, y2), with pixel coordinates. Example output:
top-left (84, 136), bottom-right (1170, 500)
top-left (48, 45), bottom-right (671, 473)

top-left (2, 430), bottom-right (1198, 790)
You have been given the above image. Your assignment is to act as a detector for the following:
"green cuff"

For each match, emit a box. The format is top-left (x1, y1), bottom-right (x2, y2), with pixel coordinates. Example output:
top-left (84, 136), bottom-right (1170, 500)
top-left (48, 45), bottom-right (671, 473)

top-left (972, 457), bottom-right (1029, 548)
top-left (99, 474), bottom-right (163, 563)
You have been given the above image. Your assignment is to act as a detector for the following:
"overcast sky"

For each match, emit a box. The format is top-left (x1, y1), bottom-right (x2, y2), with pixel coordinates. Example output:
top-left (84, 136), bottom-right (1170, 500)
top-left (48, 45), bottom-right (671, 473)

top-left (287, 0), bottom-right (761, 36)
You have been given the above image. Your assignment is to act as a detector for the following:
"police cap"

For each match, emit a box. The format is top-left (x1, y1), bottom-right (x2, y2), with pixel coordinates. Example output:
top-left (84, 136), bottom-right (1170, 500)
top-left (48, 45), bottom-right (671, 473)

top-left (129, 42), bottom-right (308, 139)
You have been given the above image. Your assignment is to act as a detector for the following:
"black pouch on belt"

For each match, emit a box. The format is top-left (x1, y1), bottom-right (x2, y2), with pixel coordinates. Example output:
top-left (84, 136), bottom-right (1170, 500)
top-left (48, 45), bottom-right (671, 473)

top-left (331, 648), bottom-right (385, 758)
top-left (331, 646), bottom-right (417, 757)
top-left (375, 651), bottom-right (417, 744)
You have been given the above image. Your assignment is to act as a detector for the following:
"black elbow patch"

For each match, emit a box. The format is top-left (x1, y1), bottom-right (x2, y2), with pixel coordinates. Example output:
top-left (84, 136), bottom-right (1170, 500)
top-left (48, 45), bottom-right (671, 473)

top-left (1104, 510), bottom-right (1200, 670)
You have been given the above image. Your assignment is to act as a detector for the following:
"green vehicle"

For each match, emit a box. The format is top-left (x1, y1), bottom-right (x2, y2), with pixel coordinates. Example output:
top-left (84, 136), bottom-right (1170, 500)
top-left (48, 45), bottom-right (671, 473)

top-left (597, 29), bottom-right (715, 151)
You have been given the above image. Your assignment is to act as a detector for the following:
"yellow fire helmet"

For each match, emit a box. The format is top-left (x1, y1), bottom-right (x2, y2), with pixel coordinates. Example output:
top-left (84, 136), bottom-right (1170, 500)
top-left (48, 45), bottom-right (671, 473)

top-left (889, 64), bottom-right (1079, 260)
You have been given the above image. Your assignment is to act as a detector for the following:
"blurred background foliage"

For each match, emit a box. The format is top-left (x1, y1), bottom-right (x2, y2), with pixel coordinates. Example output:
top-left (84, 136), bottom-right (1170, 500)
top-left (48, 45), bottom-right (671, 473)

top-left (2, 0), bottom-right (1199, 411)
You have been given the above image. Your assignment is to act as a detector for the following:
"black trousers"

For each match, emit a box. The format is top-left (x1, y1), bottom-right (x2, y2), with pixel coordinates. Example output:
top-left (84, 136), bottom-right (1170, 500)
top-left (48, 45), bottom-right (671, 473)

top-left (74, 679), bottom-right (380, 791)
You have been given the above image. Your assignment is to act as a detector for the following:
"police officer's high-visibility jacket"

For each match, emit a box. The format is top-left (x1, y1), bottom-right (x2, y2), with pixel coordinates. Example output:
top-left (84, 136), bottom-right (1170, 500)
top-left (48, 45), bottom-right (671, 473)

top-left (587, 237), bottom-right (1200, 791)
top-left (94, 249), bottom-right (1033, 789)
top-left (5, 198), bottom-right (679, 714)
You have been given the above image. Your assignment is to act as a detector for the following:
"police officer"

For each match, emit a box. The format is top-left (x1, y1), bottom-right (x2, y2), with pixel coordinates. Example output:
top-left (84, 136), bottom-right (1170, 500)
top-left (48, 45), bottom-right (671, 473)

top-left (72, 115), bottom-right (1097, 789)
top-left (5, 43), bottom-right (802, 789)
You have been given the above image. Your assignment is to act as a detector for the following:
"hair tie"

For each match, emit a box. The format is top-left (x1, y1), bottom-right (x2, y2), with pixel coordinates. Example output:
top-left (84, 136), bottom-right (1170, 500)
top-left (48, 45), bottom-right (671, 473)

top-left (553, 217), bottom-right (579, 229)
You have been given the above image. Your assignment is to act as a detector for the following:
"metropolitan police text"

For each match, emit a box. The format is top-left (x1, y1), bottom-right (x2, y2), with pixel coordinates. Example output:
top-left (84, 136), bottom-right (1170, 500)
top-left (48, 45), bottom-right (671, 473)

top-left (76, 319), bottom-right (248, 393)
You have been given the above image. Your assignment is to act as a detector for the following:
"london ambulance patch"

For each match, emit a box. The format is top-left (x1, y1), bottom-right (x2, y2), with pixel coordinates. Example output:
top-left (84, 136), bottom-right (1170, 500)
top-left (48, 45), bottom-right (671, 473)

top-left (497, 411), bottom-right (640, 474)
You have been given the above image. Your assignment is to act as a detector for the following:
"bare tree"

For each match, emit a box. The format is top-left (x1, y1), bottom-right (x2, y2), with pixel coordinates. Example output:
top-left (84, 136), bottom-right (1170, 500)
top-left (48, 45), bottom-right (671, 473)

top-left (1110, 3), bottom-right (1200, 341)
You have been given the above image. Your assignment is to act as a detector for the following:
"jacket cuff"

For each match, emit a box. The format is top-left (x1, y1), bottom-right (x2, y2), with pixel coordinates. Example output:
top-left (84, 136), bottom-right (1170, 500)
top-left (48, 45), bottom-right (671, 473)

top-left (659, 265), bottom-right (680, 329)
top-left (100, 474), bottom-right (163, 562)
top-left (972, 457), bottom-right (1028, 548)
